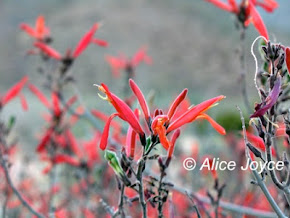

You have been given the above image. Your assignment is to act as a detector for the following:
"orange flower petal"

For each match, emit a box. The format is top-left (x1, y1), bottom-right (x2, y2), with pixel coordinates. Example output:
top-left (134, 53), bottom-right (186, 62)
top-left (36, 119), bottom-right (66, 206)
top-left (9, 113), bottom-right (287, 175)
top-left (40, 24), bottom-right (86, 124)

top-left (249, 1), bottom-right (269, 40)
top-left (167, 95), bottom-right (225, 133)
top-left (197, 113), bottom-right (226, 135)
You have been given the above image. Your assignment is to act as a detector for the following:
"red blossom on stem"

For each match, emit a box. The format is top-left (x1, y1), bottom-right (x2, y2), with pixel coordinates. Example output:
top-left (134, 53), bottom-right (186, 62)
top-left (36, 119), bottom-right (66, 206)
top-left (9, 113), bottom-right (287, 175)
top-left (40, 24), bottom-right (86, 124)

top-left (129, 79), bottom-right (150, 123)
top-left (205, 0), bottom-right (278, 40)
top-left (96, 83), bottom-right (144, 135)
top-left (167, 89), bottom-right (188, 122)
top-left (97, 79), bottom-right (225, 156)
top-left (125, 109), bottom-right (140, 159)
top-left (167, 129), bottom-right (181, 159)
top-left (106, 46), bottom-right (152, 77)
top-left (285, 47), bottom-right (290, 75)
top-left (28, 84), bottom-right (77, 118)
top-left (0, 76), bottom-right (28, 110)
top-left (20, 15), bottom-right (50, 40)
top-left (167, 95), bottom-right (226, 133)
top-left (246, 131), bottom-right (276, 156)
top-left (34, 23), bottom-right (107, 61)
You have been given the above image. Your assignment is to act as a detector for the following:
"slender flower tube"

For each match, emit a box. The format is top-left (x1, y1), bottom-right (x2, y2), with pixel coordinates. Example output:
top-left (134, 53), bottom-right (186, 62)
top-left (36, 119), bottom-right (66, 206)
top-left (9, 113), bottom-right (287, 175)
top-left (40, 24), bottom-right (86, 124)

top-left (246, 131), bottom-right (276, 156)
top-left (72, 23), bottom-right (99, 58)
top-left (248, 1), bottom-right (268, 40)
top-left (205, 0), bottom-right (278, 40)
top-left (34, 23), bottom-right (106, 60)
top-left (96, 83), bottom-right (144, 136)
top-left (196, 113), bottom-right (226, 135)
top-left (34, 42), bottom-right (62, 60)
top-left (167, 89), bottom-right (188, 121)
top-left (167, 95), bottom-right (226, 133)
top-left (1, 76), bottom-right (28, 105)
top-left (20, 15), bottom-right (50, 40)
top-left (167, 129), bottom-right (181, 159)
top-left (125, 109), bottom-right (139, 158)
top-left (126, 126), bottom-right (137, 159)
top-left (285, 47), bottom-right (290, 75)
top-left (129, 79), bottom-right (150, 123)
top-left (99, 113), bottom-right (119, 150)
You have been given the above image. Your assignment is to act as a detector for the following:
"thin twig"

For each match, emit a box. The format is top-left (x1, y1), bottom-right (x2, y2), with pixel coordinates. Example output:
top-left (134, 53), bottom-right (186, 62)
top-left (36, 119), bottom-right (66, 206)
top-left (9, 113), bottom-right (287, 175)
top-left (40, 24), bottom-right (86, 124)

top-left (239, 28), bottom-right (251, 114)
top-left (237, 106), bottom-right (286, 218)
top-left (146, 171), bottom-right (277, 218)
top-left (250, 36), bottom-right (267, 99)
top-left (99, 199), bottom-right (115, 216)
top-left (137, 156), bottom-right (147, 218)
top-left (0, 151), bottom-right (45, 218)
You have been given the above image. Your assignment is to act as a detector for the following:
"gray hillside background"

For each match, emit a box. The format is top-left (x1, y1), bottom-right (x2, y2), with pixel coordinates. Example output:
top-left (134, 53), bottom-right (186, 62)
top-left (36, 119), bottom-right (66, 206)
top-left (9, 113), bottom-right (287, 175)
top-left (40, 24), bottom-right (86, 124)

top-left (0, 0), bottom-right (289, 150)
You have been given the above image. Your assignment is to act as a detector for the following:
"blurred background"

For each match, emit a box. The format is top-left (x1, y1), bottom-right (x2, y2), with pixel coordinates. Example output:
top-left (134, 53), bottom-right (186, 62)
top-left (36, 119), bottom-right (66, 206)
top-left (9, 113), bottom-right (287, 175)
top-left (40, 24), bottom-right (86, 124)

top-left (0, 0), bottom-right (290, 152)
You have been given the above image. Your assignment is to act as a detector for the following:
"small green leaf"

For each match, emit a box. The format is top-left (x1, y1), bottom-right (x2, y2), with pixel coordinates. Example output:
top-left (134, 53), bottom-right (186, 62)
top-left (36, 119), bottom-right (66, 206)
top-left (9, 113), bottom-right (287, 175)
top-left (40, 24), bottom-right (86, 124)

top-left (7, 116), bottom-right (16, 130)
top-left (145, 137), bottom-right (151, 153)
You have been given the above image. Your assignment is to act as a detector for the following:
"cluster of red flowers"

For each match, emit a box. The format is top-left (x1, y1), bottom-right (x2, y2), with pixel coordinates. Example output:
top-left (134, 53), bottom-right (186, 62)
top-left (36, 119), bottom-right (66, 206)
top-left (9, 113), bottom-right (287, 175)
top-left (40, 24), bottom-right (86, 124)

top-left (205, 0), bottom-right (278, 39)
top-left (96, 79), bottom-right (225, 157)
top-left (0, 3), bottom-right (289, 217)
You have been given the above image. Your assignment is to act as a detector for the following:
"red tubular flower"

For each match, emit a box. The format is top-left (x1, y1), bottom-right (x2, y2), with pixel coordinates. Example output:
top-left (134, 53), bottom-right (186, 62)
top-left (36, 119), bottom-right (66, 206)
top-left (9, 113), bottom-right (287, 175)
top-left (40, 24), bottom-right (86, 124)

top-left (99, 113), bottom-right (119, 150)
top-left (205, 0), bottom-right (276, 40)
top-left (167, 95), bottom-right (226, 133)
top-left (252, 0), bottom-right (278, 12)
top-left (167, 89), bottom-right (188, 121)
top-left (28, 84), bottom-right (51, 108)
top-left (54, 154), bottom-right (80, 167)
top-left (96, 83), bottom-right (144, 136)
top-left (20, 15), bottom-right (50, 40)
top-left (126, 126), bottom-right (137, 159)
top-left (197, 113), bottom-right (226, 135)
top-left (34, 23), bottom-right (106, 61)
top-left (131, 46), bottom-right (152, 67)
top-left (72, 23), bottom-right (99, 58)
top-left (34, 42), bottom-right (62, 60)
top-left (125, 109), bottom-right (139, 159)
top-left (91, 38), bottom-right (109, 47)
top-left (105, 55), bottom-right (127, 77)
top-left (205, 0), bottom-right (236, 12)
top-left (83, 132), bottom-right (100, 167)
top-left (19, 93), bottom-right (28, 111)
top-left (91, 109), bottom-right (122, 131)
top-left (52, 92), bottom-right (61, 117)
top-left (248, 1), bottom-right (268, 40)
top-left (37, 128), bottom-right (53, 152)
top-left (129, 79), bottom-right (150, 122)
top-left (1, 76), bottom-right (28, 106)
top-left (285, 47), bottom-right (290, 75)
top-left (246, 131), bottom-right (276, 156)
top-left (167, 129), bottom-right (181, 159)
top-left (66, 130), bottom-right (83, 158)
top-left (106, 47), bottom-right (152, 77)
